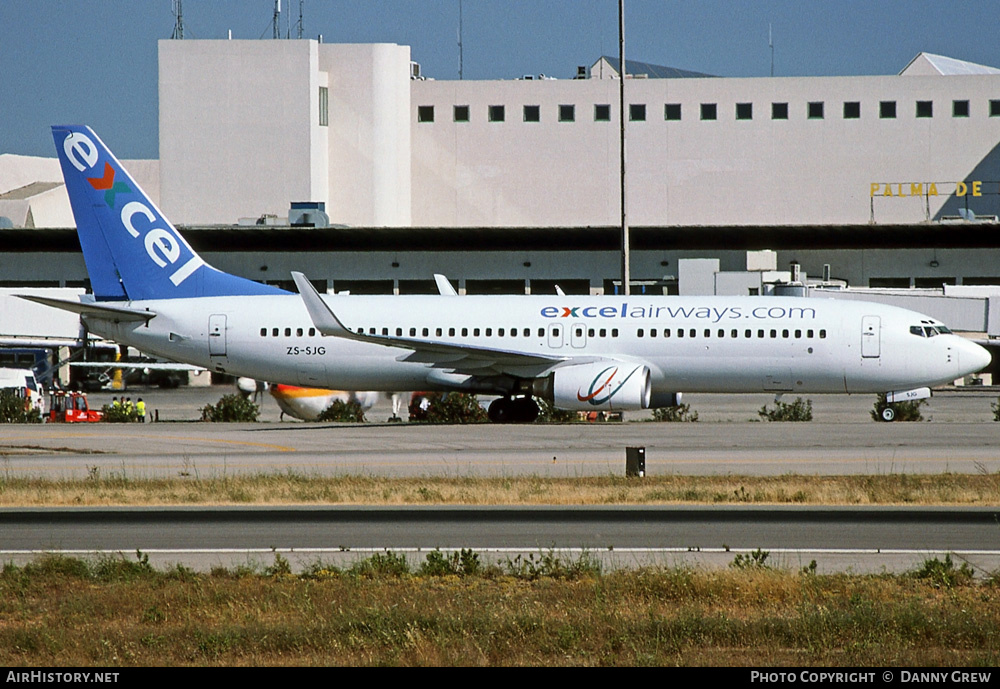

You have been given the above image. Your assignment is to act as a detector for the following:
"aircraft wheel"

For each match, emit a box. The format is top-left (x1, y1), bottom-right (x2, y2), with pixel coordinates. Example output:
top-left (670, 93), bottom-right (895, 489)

top-left (488, 397), bottom-right (512, 423)
top-left (880, 406), bottom-right (896, 422)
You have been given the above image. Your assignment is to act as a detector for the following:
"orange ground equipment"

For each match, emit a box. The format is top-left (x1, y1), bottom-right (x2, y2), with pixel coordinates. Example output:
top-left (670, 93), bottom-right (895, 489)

top-left (48, 391), bottom-right (103, 423)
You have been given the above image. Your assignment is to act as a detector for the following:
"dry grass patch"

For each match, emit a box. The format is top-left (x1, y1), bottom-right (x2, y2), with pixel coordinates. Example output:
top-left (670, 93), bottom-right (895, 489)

top-left (0, 472), bottom-right (998, 507)
top-left (2, 553), bottom-right (998, 666)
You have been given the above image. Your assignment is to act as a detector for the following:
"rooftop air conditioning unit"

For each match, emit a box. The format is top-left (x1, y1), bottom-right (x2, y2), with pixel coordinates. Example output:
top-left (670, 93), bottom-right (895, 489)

top-left (410, 61), bottom-right (422, 80)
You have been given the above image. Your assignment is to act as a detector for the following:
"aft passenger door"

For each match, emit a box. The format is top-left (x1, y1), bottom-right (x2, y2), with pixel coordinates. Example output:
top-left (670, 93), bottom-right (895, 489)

top-left (570, 322), bottom-right (587, 348)
top-left (861, 316), bottom-right (880, 358)
top-left (209, 314), bottom-right (227, 357)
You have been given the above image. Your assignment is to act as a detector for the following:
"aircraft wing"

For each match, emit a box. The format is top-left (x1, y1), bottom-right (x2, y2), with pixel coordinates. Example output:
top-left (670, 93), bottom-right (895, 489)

top-left (292, 272), bottom-right (588, 378)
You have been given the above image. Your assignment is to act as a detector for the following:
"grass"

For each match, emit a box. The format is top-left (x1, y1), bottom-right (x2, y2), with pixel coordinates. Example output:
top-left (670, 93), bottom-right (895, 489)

top-left (3, 470), bottom-right (997, 665)
top-left (1, 551), bottom-right (998, 666)
top-left (0, 472), bottom-right (998, 506)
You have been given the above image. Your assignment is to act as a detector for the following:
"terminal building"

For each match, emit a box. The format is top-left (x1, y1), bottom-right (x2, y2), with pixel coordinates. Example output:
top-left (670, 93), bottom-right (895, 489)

top-left (2, 38), bottom-right (1000, 375)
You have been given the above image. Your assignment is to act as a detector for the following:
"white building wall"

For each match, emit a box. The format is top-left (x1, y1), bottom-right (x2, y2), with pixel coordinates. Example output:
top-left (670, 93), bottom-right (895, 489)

top-left (158, 40), bottom-right (325, 225)
top-left (319, 43), bottom-right (411, 226)
top-left (411, 73), bottom-right (1000, 227)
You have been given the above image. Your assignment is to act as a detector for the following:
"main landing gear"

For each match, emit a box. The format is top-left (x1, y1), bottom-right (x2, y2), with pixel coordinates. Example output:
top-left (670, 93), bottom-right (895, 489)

top-left (487, 396), bottom-right (540, 423)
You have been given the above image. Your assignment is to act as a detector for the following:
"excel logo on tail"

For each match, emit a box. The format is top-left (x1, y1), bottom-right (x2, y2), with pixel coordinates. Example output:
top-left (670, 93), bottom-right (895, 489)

top-left (86, 162), bottom-right (130, 208)
top-left (61, 130), bottom-right (203, 288)
top-left (577, 365), bottom-right (639, 406)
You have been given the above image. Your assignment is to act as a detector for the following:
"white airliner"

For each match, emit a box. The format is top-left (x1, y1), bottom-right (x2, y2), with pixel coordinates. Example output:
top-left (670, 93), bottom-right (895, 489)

top-left (21, 126), bottom-right (992, 423)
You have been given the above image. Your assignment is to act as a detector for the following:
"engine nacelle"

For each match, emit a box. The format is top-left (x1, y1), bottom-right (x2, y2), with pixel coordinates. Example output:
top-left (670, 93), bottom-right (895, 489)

top-left (649, 391), bottom-right (683, 408)
top-left (550, 362), bottom-right (651, 411)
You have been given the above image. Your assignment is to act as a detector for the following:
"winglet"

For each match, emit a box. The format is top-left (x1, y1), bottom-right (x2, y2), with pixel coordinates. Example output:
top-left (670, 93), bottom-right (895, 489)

top-left (291, 272), bottom-right (365, 340)
top-left (434, 274), bottom-right (458, 296)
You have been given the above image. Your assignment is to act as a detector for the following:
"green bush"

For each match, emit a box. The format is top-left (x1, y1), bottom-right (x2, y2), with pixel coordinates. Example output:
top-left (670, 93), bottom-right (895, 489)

top-left (651, 403), bottom-right (699, 422)
top-left (731, 548), bottom-right (771, 570)
top-left (871, 393), bottom-right (926, 422)
top-left (349, 551), bottom-right (411, 577)
top-left (0, 389), bottom-right (41, 423)
top-left (408, 392), bottom-right (488, 423)
top-left (758, 397), bottom-right (812, 422)
top-left (536, 397), bottom-right (578, 423)
top-left (316, 399), bottom-right (366, 422)
top-left (911, 554), bottom-right (974, 588)
top-left (201, 394), bottom-right (260, 422)
top-left (419, 549), bottom-right (482, 577)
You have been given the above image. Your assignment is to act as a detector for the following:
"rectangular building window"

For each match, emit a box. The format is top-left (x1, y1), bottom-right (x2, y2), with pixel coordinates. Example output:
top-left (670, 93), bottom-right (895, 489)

top-left (700, 103), bottom-right (717, 120)
top-left (869, 277), bottom-right (910, 288)
top-left (843, 101), bottom-right (860, 119)
top-left (453, 105), bottom-right (470, 122)
top-left (629, 103), bottom-right (646, 121)
top-left (417, 105), bottom-right (434, 123)
top-left (523, 105), bottom-right (540, 122)
top-left (916, 100), bottom-right (933, 118)
top-left (318, 86), bottom-right (329, 126)
top-left (991, 100), bottom-right (1000, 117)
top-left (488, 105), bottom-right (505, 122)
top-left (594, 104), bottom-right (611, 121)
top-left (953, 100), bottom-right (970, 118)
top-left (558, 104), bottom-right (575, 122)
top-left (914, 277), bottom-right (957, 288)
top-left (664, 103), bottom-right (681, 120)
top-left (735, 102), bottom-right (753, 120)
top-left (880, 101), bottom-right (896, 119)
top-left (771, 102), bottom-right (788, 120)
top-left (807, 101), bottom-right (824, 119)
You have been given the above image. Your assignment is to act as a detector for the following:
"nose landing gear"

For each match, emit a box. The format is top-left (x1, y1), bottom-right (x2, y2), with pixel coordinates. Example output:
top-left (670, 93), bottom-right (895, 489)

top-left (487, 396), bottom-right (540, 423)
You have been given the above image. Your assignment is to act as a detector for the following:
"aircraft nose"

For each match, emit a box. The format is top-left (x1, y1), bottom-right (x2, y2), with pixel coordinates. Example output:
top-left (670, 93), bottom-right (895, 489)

top-left (959, 338), bottom-right (992, 375)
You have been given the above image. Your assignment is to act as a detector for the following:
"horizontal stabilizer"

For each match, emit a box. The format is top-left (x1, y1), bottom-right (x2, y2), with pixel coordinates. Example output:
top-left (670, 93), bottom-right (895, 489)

top-left (16, 295), bottom-right (155, 323)
top-left (70, 361), bottom-right (204, 371)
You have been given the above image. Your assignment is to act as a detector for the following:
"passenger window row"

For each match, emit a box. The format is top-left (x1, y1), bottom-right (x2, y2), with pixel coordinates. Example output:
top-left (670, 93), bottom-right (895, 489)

top-left (259, 325), bottom-right (826, 340)
top-left (260, 327), bottom-right (316, 337)
top-left (637, 328), bottom-right (826, 339)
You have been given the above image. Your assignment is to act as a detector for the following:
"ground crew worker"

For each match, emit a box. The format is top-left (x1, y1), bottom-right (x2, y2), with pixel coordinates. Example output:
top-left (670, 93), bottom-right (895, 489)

top-left (136, 398), bottom-right (146, 422)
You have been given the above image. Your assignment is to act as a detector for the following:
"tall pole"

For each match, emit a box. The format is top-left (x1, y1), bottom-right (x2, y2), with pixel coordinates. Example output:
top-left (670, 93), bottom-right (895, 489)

top-left (458, 0), bottom-right (464, 80)
top-left (619, 0), bottom-right (630, 295)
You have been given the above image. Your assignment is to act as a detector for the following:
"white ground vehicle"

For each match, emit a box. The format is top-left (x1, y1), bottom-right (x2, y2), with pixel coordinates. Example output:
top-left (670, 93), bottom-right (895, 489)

top-left (0, 367), bottom-right (45, 414)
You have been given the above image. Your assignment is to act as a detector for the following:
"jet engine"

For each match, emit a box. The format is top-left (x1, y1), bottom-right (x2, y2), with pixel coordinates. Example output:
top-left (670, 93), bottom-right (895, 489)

top-left (549, 362), bottom-right (651, 411)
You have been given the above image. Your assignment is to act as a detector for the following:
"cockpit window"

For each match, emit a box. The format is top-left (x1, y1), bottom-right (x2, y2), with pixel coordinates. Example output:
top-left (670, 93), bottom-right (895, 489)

top-left (910, 326), bottom-right (925, 337)
top-left (936, 325), bottom-right (952, 334)
top-left (924, 326), bottom-right (938, 338)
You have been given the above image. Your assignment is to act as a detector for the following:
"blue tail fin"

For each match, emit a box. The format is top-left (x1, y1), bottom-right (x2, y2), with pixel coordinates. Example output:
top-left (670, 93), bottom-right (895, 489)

top-left (52, 125), bottom-right (286, 301)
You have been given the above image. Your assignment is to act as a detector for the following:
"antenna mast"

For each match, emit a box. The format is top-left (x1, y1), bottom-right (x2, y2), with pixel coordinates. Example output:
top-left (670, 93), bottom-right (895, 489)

top-left (297, 0), bottom-right (304, 39)
top-left (273, 0), bottom-right (281, 39)
top-left (769, 23), bottom-right (774, 77)
top-left (171, 0), bottom-right (184, 40)
top-left (458, 0), bottom-right (464, 79)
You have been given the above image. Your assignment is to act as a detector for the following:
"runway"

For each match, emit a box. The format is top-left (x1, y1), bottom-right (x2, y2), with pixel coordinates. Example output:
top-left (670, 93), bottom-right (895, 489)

top-left (2, 505), bottom-right (998, 575)
top-left (2, 388), bottom-right (999, 478)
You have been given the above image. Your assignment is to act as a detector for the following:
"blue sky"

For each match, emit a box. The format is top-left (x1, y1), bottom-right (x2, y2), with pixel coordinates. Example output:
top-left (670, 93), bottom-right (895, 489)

top-left (2, 0), bottom-right (999, 158)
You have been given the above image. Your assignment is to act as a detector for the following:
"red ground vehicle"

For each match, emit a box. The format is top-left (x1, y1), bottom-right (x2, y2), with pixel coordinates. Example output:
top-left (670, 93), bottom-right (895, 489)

top-left (48, 391), bottom-right (103, 423)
